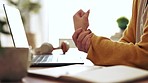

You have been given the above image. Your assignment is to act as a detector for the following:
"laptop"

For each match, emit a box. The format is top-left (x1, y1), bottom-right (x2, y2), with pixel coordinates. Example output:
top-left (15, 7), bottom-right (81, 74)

top-left (3, 4), bottom-right (84, 67)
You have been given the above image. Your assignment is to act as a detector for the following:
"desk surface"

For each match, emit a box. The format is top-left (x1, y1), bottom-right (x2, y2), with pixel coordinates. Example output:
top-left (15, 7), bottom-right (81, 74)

top-left (22, 71), bottom-right (148, 83)
top-left (22, 76), bottom-right (148, 83)
top-left (22, 65), bottom-right (148, 83)
top-left (22, 76), bottom-right (67, 83)
top-left (21, 48), bottom-right (93, 83)
top-left (10, 48), bottom-right (148, 83)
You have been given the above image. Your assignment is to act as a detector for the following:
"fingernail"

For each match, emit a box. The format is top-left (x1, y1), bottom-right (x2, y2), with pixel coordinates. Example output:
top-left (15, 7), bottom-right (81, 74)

top-left (87, 9), bottom-right (90, 13)
top-left (88, 29), bottom-right (91, 32)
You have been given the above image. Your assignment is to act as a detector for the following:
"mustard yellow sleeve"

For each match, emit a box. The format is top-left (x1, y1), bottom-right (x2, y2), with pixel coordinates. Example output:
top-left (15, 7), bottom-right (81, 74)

top-left (87, 33), bottom-right (148, 69)
top-left (87, 0), bottom-right (148, 70)
top-left (119, 0), bottom-right (137, 43)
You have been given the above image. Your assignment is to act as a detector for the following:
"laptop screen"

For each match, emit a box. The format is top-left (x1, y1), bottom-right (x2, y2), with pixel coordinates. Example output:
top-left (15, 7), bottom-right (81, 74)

top-left (3, 4), bottom-right (29, 48)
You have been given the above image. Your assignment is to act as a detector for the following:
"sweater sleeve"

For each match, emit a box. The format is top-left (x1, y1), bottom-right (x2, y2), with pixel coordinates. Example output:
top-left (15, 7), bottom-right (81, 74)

top-left (87, 0), bottom-right (148, 70)
top-left (119, 0), bottom-right (142, 43)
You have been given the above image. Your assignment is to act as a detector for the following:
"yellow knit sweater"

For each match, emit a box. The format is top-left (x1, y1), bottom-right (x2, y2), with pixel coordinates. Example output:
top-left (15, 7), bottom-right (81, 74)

top-left (87, 0), bottom-right (148, 70)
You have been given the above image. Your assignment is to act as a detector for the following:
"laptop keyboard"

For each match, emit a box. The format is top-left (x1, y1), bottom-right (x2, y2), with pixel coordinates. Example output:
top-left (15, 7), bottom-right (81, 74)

top-left (32, 55), bottom-right (53, 63)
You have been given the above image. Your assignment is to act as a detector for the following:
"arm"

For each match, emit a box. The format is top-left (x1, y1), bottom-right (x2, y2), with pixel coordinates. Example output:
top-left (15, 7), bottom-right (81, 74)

top-left (87, 0), bottom-right (148, 70)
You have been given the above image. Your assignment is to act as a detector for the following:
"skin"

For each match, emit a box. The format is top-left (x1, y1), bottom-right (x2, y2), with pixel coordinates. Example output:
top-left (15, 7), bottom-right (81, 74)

top-left (72, 9), bottom-right (93, 53)
top-left (73, 9), bottom-right (90, 30)
top-left (72, 28), bottom-right (93, 53)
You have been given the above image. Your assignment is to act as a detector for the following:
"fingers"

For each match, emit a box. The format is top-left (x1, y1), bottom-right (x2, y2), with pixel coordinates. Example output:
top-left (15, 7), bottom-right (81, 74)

top-left (72, 28), bottom-right (83, 46)
top-left (79, 9), bottom-right (85, 17)
top-left (73, 9), bottom-right (85, 18)
top-left (84, 33), bottom-right (93, 52)
top-left (76, 30), bottom-right (92, 52)
top-left (73, 9), bottom-right (85, 30)
top-left (85, 9), bottom-right (90, 18)
top-left (76, 31), bottom-right (90, 51)
top-left (77, 30), bottom-right (91, 45)
top-left (82, 10), bottom-right (90, 30)
top-left (73, 9), bottom-right (90, 31)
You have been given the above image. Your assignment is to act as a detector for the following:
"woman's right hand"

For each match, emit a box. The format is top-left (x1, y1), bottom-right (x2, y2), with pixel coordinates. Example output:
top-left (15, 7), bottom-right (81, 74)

top-left (73, 9), bottom-right (90, 31)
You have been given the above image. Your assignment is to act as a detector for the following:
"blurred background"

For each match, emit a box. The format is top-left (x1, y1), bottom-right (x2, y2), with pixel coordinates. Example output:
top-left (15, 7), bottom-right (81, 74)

top-left (0, 0), bottom-right (132, 48)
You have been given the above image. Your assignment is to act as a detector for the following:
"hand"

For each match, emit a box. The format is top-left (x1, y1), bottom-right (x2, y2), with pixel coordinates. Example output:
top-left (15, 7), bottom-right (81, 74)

top-left (72, 28), bottom-right (93, 53)
top-left (73, 9), bottom-right (90, 30)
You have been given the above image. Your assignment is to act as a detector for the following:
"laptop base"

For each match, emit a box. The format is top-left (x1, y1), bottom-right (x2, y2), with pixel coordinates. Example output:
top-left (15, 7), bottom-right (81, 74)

top-left (30, 62), bottom-right (84, 67)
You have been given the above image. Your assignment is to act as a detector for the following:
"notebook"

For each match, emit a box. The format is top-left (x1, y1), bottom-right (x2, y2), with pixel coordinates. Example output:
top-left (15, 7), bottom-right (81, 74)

top-left (28, 64), bottom-right (148, 83)
top-left (3, 4), bottom-right (84, 67)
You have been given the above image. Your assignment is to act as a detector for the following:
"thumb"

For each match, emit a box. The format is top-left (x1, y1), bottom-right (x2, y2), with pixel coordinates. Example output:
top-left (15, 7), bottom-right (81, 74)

top-left (84, 9), bottom-right (90, 18)
top-left (82, 10), bottom-right (90, 30)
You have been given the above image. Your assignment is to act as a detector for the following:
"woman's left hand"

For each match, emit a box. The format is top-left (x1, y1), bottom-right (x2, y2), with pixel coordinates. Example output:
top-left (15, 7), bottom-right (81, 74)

top-left (72, 28), bottom-right (93, 53)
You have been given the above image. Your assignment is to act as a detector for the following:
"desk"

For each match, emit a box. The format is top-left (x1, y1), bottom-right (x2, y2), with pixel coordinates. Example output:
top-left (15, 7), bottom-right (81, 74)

top-left (11, 48), bottom-right (148, 83)
top-left (22, 66), bottom-right (148, 83)
top-left (21, 66), bottom-right (148, 83)
top-left (22, 75), bottom-right (67, 83)
top-left (21, 48), bottom-right (93, 83)
top-left (21, 75), bottom-right (148, 83)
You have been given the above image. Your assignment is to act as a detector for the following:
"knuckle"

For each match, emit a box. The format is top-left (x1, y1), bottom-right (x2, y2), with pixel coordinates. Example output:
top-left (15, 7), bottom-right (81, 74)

top-left (82, 41), bottom-right (85, 46)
